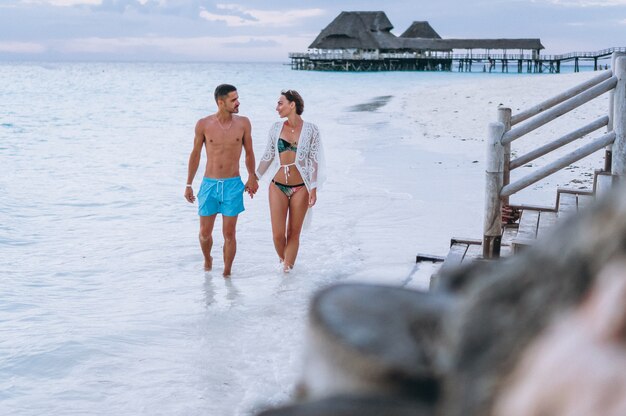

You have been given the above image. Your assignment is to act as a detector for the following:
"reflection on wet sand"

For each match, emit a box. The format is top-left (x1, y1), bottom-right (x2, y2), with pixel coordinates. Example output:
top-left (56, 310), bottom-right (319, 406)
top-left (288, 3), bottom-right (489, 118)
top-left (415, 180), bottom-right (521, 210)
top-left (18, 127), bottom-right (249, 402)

top-left (346, 95), bottom-right (393, 112)
top-left (204, 273), bottom-right (241, 308)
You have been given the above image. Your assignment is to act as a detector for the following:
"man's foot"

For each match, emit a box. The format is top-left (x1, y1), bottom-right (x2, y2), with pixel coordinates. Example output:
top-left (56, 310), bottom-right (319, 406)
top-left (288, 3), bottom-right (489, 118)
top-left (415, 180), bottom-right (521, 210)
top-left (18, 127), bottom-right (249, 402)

top-left (223, 269), bottom-right (231, 278)
top-left (283, 263), bottom-right (293, 273)
top-left (204, 256), bottom-right (213, 271)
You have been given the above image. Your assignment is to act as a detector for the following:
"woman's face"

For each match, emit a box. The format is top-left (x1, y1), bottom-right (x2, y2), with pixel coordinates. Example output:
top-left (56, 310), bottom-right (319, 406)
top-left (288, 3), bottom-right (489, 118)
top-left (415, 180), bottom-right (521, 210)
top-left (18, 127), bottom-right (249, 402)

top-left (276, 95), bottom-right (294, 118)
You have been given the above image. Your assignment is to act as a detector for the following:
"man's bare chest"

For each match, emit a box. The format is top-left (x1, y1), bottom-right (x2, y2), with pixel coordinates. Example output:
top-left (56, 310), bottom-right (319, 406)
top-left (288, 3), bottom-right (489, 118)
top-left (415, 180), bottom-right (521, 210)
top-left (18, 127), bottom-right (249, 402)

top-left (205, 129), bottom-right (244, 149)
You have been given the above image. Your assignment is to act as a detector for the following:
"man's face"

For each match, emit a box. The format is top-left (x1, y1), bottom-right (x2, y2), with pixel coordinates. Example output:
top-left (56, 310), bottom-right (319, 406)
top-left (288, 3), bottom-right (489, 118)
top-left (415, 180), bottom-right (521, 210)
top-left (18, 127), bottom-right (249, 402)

top-left (219, 91), bottom-right (240, 113)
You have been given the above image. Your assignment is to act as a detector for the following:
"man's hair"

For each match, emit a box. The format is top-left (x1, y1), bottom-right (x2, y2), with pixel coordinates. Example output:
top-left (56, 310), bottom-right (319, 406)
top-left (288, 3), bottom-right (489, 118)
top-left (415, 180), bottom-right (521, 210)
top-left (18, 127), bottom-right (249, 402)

top-left (214, 84), bottom-right (237, 103)
top-left (282, 89), bottom-right (304, 115)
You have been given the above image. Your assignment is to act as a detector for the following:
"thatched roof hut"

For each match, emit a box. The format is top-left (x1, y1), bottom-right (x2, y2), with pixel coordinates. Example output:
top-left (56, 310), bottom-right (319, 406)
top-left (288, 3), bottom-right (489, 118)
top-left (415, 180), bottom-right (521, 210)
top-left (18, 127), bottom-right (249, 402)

top-left (306, 10), bottom-right (544, 59)
top-left (400, 21), bottom-right (442, 39)
top-left (308, 11), bottom-right (400, 50)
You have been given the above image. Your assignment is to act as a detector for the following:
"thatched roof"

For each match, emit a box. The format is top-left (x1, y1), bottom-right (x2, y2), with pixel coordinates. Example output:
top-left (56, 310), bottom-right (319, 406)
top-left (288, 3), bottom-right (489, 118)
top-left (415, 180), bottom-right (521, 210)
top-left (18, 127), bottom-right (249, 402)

top-left (400, 21), bottom-right (441, 39)
top-left (309, 11), bottom-right (545, 52)
top-left (308, 11), bottom-right (397, 50)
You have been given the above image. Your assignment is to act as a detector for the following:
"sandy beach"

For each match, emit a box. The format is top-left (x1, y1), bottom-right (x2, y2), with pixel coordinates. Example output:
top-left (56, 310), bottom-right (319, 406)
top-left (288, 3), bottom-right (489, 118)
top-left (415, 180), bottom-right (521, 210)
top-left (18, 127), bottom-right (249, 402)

top-left (331, 70), bottom-right (609, 287)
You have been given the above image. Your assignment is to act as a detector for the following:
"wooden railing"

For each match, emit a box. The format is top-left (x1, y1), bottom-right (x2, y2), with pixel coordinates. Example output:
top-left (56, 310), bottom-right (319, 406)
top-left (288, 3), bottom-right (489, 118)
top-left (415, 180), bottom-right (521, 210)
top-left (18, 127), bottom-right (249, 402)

top-left (483, 52), bottom-right (626, 258)
top-left (289, 47), bottom-right (626, 62)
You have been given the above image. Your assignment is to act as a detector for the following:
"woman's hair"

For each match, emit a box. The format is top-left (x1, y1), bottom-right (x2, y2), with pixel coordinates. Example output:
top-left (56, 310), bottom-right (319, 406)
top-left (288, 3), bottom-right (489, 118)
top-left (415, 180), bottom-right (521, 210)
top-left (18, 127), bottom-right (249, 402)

top-left (282, 89), bottom-right (304, 115)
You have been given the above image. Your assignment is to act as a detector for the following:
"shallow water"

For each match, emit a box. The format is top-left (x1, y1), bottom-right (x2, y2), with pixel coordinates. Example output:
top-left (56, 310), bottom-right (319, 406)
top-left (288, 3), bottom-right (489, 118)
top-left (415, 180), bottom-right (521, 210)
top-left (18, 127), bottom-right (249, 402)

top-left (0, 62), bottom-right (580, 414)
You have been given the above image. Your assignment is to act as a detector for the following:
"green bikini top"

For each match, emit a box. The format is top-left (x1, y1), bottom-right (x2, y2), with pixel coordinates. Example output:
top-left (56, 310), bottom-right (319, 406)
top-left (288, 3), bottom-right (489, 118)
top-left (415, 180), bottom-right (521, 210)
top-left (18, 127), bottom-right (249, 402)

top-left (278, 138), bottom-right (298, 153)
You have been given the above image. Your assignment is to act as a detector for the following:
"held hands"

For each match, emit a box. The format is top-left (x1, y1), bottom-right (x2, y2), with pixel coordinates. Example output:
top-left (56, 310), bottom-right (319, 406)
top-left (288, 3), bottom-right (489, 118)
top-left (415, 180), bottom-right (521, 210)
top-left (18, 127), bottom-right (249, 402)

top-left (245, 177), bottom-right (259, 198)
top-left (309, 188), bottom-right (317, 207)
top-left (184, 186), bottom-right (195, 203)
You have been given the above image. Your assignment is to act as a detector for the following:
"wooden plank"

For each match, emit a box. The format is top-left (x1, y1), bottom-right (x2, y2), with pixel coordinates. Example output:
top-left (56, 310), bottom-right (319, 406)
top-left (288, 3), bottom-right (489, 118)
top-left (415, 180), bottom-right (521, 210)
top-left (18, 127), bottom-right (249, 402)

top-left (440, 243), bottom-right (469, 272)
top-left (510, 116), bottom-right (609, 169)
top-left (451, 237), bottom-right (483, 245)
top-left (500, 244), bottom-right (513, 257)
top-left (595, 173), bottom-right (614, 197)
top-left (416, 253), bottom-right (445, 263)
top-left (502, 76), bottom-right (617, 144)
top-left (510, 71), bottom-right (613, 125)
top-left (558, 192), bottom-right (578, 218)
top-left (512, 237), bottom-right (535, 253)
top-left (501, 225), bottom-right (518, 247)
top-left (462, 244), bottom-right (483, 264)
top-left (508, 203), bottom-right (556, 212)
top-left (502, 131), bottom-right (615, 197)
top-left (516, 210), bottom-right (540, 240)
top-left (577, 194), bottom-right (595, 211)
top-left (512, 210), bottom-right (540, 253)
top-left (536, 211), bottom-right (558, 239)
top-left (557, 187), bottom-right (592, 196)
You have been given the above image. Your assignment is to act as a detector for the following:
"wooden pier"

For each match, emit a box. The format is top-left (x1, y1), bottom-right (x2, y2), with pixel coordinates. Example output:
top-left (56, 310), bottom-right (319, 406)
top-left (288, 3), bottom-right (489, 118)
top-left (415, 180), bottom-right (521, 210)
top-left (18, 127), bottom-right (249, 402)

top-left (290, 47), bottom-right (626, 74)
top-left (290, 11), bottom-right (625, 74)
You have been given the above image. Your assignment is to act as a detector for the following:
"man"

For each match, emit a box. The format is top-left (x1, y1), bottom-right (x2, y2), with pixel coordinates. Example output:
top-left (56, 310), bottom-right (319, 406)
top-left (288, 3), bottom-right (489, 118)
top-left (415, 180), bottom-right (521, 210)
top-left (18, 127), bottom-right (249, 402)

top-left (184, 84), bottom-right (258, 277)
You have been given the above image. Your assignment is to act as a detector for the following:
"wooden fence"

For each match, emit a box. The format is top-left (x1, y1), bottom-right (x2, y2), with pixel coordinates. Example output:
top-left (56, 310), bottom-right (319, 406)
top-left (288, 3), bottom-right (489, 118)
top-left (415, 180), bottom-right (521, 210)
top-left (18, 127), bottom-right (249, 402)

top-left (483, 52), bottom-right (626, 258)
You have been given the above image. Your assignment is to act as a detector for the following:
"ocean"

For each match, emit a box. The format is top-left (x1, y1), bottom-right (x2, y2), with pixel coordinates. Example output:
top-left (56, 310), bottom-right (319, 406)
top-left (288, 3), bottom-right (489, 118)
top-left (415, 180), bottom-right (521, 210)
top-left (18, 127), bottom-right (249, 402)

top-left (0, 61), bottom-right (603, 415)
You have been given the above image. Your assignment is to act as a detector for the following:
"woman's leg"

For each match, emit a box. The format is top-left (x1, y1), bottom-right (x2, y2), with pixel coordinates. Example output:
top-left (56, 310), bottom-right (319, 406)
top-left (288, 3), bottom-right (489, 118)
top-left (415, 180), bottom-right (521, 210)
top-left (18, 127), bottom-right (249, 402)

top-left (269, 183), bottom-right (289, 262)
top-left (283, 188), bottom-right (309, 270)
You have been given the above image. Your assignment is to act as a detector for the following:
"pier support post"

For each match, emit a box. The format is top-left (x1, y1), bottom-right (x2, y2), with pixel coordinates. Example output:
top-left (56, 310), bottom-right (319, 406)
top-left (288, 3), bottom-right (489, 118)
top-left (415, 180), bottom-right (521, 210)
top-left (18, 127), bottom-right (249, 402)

top-left (612, 56), bottom-right (626, 177)
top-left (483, 122), bottom-right (506, 259)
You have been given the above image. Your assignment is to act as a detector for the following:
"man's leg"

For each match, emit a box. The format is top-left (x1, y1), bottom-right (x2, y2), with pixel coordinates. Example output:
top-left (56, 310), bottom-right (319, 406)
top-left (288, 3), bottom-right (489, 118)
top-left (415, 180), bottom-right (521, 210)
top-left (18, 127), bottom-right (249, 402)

top-left (200, 214), bottom-right (217, 271)
top-left (222, 215), bottom-right (238, 277)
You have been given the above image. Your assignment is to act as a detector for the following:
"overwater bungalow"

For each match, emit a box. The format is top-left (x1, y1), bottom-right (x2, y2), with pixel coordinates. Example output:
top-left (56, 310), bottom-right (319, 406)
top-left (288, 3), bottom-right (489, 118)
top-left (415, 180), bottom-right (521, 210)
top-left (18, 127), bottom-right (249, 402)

top-left (289, 11), bottom-right (549, 72)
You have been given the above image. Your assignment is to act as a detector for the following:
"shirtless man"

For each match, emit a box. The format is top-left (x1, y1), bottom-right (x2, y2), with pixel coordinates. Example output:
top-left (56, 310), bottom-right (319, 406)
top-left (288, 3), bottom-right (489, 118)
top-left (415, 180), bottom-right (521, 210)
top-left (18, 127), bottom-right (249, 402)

top-left (184, 84), bottom-right (258, 277)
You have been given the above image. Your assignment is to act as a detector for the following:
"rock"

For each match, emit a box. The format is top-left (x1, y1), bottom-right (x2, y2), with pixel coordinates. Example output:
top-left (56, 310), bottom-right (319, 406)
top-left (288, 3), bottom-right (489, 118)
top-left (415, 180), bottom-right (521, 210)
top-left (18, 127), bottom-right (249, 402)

top-left (298, 283), bottom-right (452, 405)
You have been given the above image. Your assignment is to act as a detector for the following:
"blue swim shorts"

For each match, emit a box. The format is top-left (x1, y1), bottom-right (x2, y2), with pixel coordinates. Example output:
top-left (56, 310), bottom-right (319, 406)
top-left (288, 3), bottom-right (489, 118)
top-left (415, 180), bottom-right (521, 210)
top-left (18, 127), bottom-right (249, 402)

top-left (197, 176), bottom-right (245, 217)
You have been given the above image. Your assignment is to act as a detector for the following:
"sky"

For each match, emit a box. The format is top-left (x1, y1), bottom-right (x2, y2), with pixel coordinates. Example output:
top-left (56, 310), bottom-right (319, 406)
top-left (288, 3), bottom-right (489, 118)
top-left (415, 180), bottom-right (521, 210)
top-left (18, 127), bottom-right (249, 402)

top-left (0, 0), bottom-right (625, 62)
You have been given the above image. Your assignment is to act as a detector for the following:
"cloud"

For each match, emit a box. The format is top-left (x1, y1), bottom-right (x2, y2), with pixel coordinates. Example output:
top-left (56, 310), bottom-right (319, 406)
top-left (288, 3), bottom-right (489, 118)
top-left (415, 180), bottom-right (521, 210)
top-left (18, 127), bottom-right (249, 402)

top-left (221, 38), bottom-right (279, 48)
top-left (199, 4), bottom-right (325, 27)
top-left (198, 9), bottom-right (250, 26)
top-left (19, 0), bottom-right (102, 5)
top-left (42, 34), bottom-right (311, 60)
top-left (533, 0), bottom-right (626, 6)
top-left (0, 41), bottom-right (46, 53)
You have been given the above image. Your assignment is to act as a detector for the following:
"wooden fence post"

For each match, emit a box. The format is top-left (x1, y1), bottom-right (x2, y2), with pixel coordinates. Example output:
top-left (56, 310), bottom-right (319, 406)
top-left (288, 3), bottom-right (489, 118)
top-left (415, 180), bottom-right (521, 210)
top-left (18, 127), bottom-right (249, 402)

top-left (607, 52), bottom-right (626, 171)
top-left (612, 56), bottom-right (626, 177)
top-left (484, 122), bottom-right (506, 258)
top-left (498, 107), bottom-right (512, 206)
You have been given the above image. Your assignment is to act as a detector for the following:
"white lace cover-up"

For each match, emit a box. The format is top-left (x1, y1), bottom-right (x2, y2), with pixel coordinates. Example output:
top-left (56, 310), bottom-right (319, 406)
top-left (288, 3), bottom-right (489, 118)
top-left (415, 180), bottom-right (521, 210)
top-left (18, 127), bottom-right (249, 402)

top-left (256, 121), bottom-right (326, 192)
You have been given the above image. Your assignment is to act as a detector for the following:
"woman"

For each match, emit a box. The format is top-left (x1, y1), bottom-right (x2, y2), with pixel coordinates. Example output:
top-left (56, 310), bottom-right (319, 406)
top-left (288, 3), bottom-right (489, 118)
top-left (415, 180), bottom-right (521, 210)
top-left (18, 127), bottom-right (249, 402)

top-left (256, 90), bottom-right (325, 272)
